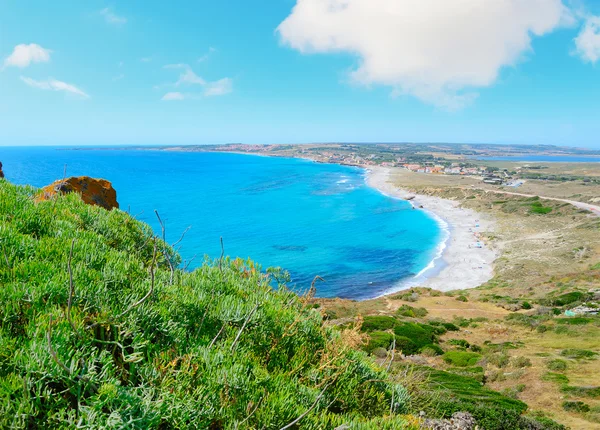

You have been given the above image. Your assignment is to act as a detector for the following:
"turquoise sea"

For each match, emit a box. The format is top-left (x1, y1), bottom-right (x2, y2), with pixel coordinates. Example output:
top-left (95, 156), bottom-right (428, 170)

top-left (0, 147), bottom-right (443, 299)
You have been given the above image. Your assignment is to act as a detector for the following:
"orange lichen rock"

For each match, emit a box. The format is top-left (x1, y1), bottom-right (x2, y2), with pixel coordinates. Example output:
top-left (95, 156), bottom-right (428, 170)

top-left (38, 176), bottom-right (119, 210)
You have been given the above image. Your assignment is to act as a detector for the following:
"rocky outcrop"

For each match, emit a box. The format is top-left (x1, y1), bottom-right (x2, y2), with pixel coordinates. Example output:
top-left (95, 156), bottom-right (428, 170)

top-left (0, 161), bottom-right (4, 179)
top-left (37, 176), bottom-right (119, 210)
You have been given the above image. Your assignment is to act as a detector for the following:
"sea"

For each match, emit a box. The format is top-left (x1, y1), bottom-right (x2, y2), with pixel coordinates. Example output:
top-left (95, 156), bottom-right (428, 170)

top-left (0, 147), bottom-right (444, 300)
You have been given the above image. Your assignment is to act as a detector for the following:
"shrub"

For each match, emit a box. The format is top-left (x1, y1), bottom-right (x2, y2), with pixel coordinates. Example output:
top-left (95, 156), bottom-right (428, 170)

top-left (396, 304), bottom-right (428, 318)
top-left (561, 385), bottom-right (600, 398)
top-left (522, 301), bottom-right (532, 310)
top-left (364, 331), bottom-right (395, 353)
top-left (442, 351), bottom-right (482, 367)
top-left (448, 339), bottom-right (470, 349)
top-left (456, 295), bottom-right (469, 302)
top-left (562, 401), bottom-right (590, 413)
top-left (421, 344), bottom-right (444, 356)
top-left (510, 356), bottom-right (532, 368)
top-left (361, 315), bottom-right (397, 332)
top-left (371, 347), bottom-right (389, 358)
top-left (537, 324), bottom-right (549, 333)
top-left (502, 384), bottom-right (526, 399)
top-left (395, 336), bottom-right (419, 356)
top-left (547, 359), bottom-right (568, 372)
top-left (393, 322), bottom-right (437, 349)
top-left (552, 291), bottom-right (586, 306)
top-left (487, 352), bottom-right (510, 368)
top-left (441, 322), bottom-right (460, 331)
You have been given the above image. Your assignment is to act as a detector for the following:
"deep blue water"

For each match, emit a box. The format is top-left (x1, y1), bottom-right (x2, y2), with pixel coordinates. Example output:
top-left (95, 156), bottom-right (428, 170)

top-left (476, 155), bottom-right (600, 162)
top-left (0, 147), bottom-right (443, 300)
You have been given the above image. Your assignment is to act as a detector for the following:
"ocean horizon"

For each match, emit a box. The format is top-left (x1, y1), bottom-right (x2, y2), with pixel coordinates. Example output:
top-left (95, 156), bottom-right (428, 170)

top-left (1, 146), bottom-right (443, 300)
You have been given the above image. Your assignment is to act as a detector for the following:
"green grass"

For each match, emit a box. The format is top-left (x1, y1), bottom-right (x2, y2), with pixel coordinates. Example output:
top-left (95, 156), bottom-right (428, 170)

top-left (0, 180), bottom-right (568, 429)
top-left (442, 351), bottom-right (482, 367)
top-left (560, 349), bottom-right (598, 359)
top-left (0, 180), bottom-right (411, 429)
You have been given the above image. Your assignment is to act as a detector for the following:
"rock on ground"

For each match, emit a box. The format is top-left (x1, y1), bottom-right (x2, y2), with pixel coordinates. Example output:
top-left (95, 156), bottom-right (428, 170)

top-left (37, 176), bottom-right (119, 210)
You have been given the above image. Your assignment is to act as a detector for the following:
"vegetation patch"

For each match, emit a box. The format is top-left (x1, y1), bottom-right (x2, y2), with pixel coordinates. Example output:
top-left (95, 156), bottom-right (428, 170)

top-left (442, 351), bottom-right (482, 367)
top-left (396, 304), bottom-right (428, 318)
top-left (562, 401), bottom-right (590, 413)
top-left (0, 181), bottom-right (411, 429)
top-left (560, 349), bottom-right (598, 360)
top-left (361, 315), bottom-right (398, 332)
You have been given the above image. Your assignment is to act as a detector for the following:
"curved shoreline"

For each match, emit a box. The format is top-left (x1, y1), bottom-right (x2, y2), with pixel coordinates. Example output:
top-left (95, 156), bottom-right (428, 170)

top-left (366, 166), bottom-right (498, 293)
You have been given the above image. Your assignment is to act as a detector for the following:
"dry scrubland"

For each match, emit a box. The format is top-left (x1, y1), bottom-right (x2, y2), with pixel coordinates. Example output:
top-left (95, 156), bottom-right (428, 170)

top-left (318, 165), bottom-right (600, 429)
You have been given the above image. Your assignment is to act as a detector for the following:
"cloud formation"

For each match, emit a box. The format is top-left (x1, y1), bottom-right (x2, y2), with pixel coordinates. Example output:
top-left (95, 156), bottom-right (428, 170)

top-left (161, 64), bottom-right (232, 100)
top-left (204, 78), bottom-right (233, 96)
top-left (100, 8), bottom-right (127, 25)
top-left (574, 16), bottom-right (600, 63)
top-left (162, 92), bottom-right (186, 101)
top-left (20, 76), bottom-right (90, 98)
top-left (277, 0), bottom-right (571, 109)
top-left (3, 44), bottom-right (51, 69)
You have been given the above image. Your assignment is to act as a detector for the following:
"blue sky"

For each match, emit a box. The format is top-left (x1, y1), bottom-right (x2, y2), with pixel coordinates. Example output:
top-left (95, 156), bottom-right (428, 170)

top-left (1, 0), bottom-right (600, 148)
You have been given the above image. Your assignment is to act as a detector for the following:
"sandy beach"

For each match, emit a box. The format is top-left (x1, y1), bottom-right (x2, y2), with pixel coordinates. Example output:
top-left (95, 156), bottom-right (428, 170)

top-left (366, 167), bottom-right (498, 293)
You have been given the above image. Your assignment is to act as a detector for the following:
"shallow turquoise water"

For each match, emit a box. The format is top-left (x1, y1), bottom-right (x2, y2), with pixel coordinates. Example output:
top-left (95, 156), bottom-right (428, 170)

top-left (1, 147), bottom-right (442, 299)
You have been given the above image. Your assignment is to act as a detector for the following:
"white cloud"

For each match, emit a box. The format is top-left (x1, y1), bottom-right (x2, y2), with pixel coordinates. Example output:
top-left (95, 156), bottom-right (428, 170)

top-left (20, 76), bottom-right (90, 98)
top-left (164, 63), bottom-right (207, 85)
top-left (3, 43), bottom-right (51, 69)
top-left (100, 7), bottom-right (127, 25)
top-left (112, 73), bottom-right (125, 82)
top-left (574, 16), bottom-right (600, 63)
top-left (204, 78), bottom-right (233, 96)
top-left (162, 63), bottom-right (233, 99)
top-left (162, 92), bottom-right (186, 101)
top-left (277, 0), bottom-right (571, 109)
top-left (198, 47), bottom-right (217, 63)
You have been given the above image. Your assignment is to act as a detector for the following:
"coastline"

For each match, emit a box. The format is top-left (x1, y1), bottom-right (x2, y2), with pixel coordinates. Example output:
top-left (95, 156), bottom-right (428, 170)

top-left (366, 166), bottom-right (498, 293)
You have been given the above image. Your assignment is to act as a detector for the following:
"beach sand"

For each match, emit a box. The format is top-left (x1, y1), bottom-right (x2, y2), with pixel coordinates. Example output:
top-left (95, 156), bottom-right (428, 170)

top-left (366, 167), bottom-right (497, 292)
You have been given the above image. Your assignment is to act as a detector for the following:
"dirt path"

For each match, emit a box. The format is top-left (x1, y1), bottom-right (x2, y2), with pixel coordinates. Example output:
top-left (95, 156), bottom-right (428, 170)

top-left (470, 187), bottom-right (600, 217)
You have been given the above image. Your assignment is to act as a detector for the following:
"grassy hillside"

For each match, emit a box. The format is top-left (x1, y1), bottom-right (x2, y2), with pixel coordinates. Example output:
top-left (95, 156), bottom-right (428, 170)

top-left (0, 180), bottom-right (413, 429)
top-left (0, 180), bottom-right (569, 429)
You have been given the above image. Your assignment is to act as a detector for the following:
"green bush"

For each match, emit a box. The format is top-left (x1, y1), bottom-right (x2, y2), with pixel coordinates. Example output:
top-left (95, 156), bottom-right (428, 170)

top-left (396, 304), bottom-right (428, 318)
top-left (562, 401), bottom-right (590, 413)
top-left (448, 339), bottom-right (470, 349)
top-left (361, 315), bottom-right (398, 332)
top-left (546, 359), bottom-right (568, 372)
top-left (364, 331), bottom-right (394, 353)
top-left (511, 356), bottom-right (532, 368)
top-left (442, 351), bottom-right (482, 367)
top-left (393, 322), bottom-right (437, 349)
top-left (421, 344), bottom-right (444, 356)
top-left (456, 295), bottom-right (469, 302)
top-left (552, 291), bottom-right (586, 306)
top-left (522, 301), bottom-right (532, 310)
top-left (394, 336), bottom-right (420, 356)
top-left (0, 181), bottom-right (410, 428)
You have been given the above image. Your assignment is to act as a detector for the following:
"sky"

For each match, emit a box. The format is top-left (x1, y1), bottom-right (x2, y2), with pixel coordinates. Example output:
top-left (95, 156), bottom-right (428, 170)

top-left (1, 0), bottom-right (600, 148)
